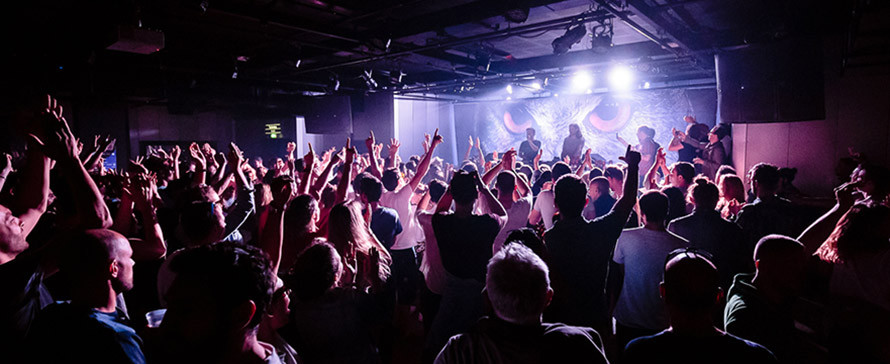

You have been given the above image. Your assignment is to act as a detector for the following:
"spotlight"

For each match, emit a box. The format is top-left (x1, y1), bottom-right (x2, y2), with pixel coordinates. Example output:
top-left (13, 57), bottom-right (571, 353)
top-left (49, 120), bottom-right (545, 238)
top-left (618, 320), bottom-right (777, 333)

top-left (590, 18), bottom-right (614, 54)
top-left (295, 59), bottom-right (301, 68)
top-left (571, 71), bottom-right (593, 92)
top-left (329, 74), bottom-right (340, 91)
top-left (554, 93), bottom-right (559, 97)
top-left (552, 25), bottom-right (586, 55)
top-left (361, 69), bottom-right (378, 89)
top-left (506, 84), bottom-right (513, 94)
top-left (586, 89), bottom-right (593, 94)
top-left (506, 96), bottom-right (512, 100)
top-left (607, 66), bottom-right (635, 91)
top-left (643, 81), bottom-right (651, 89)
top-left (530, 81), bottom-right (542, 90)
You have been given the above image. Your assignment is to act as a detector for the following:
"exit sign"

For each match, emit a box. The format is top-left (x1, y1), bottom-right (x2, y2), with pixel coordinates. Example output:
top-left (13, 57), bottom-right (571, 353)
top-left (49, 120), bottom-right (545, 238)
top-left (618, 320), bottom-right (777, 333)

top-left (265, 123), bottom-right (282, 139)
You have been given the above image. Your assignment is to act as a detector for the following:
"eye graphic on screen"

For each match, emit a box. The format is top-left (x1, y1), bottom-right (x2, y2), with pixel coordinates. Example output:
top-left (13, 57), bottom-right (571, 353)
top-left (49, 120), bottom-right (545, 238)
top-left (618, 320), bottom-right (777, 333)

top-left (503, 104), bottom-right (534, 134)
top-left (587, 95), bottom-right (632, 132)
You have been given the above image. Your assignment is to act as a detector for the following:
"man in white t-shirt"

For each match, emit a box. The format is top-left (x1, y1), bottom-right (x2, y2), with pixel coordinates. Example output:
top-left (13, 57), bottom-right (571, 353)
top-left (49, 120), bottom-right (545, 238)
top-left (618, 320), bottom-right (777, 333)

top-left (612, 191), bottom-right (689, 351)
top-left (379, 130), bottom-right (443, 306)
top-left (529, 162), bottom-right (573, 230)
top-left (481, 149), bottom-right (533, 253)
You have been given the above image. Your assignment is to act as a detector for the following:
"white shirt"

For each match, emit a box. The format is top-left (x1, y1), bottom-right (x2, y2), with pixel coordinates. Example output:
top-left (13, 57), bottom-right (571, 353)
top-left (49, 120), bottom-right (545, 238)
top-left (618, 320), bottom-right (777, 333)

top-left (493, 195), bottom-right (533, 254)
top-left (533, 190), bottom-right (557, 229)
top-left (380, 185), bottom-right (422, 251)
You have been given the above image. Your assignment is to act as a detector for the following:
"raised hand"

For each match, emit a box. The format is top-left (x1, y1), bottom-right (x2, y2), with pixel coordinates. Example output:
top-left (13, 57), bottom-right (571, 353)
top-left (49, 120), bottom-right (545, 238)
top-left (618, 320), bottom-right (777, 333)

top-left (99, 135), bottom-right (116, 153)
top-left (271, 176), bottom-right (295, 210)
top-left (468, 135), bottom-right (474, 148)
top-left (422, 133), bottom-right (431, 153)
top-left (213, 152), bottom-right (226, 167)
top-left (476, 137), bottom-right (482, 149)
top-left (618, 145), bottom-right (642, 167)
top-left (502, 149), bottom-right (517, 170)
top-left (129, 156), bottom-right (149, 175)
top-left (286, 142), bottom-right (296, 154)
top-left (1, 153), bottom-right (13, 175)
top-left (583, 148), bottom-right (593, 167)
top-left (32, 94), bottom-right (79, 162)
top-left (431, 128), bottom-right (444, 147)
top-left (365, 131), bottom-right (376, 152)
top-left (563, 155), bottom-right (570, 164)
top-left (189, 142), bottom-right (206, 170)
top-left (387, 138), bottom-right (400, 156)
top-left (492, 151), bottom-right (499, 162)
top-left (345, 138), bottom-right (357, 163)
top-left (303, 142), bottom-right (316, 171)
top-left (227, 142), bottom-right (246, 170)
top-left (656, 147), bottom-right (666, 166)
top-left (171, 145), bottom-right (182, 161)
top-left (533, 148), bottom-right (543, 164)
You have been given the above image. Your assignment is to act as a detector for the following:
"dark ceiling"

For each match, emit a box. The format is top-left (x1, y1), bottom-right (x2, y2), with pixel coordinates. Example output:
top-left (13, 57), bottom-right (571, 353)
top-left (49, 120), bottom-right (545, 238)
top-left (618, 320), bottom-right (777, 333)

top-left (2, 0), bottom-right (874, 105)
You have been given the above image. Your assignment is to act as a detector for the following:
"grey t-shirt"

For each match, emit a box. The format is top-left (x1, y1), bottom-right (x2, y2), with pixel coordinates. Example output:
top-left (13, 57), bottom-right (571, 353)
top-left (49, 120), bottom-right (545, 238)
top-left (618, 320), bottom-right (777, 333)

top-left (613, 227), bottom-right (689, 330)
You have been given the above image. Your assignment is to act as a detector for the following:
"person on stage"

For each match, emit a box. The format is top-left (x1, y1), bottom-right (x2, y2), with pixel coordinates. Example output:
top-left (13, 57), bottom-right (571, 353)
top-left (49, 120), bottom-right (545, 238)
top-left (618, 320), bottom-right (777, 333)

top-left (669, 115), bottom-right (709, 163)
top-left (561, 124), bottom-right (585, 167)
top-left (519, 128), bottom-right (542, 166)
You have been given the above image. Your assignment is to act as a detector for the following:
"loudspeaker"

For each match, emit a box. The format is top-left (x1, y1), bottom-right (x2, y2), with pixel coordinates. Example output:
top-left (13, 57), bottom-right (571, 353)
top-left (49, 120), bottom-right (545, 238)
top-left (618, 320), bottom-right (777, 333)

top-left (717, 37), bottom-right (825, 123)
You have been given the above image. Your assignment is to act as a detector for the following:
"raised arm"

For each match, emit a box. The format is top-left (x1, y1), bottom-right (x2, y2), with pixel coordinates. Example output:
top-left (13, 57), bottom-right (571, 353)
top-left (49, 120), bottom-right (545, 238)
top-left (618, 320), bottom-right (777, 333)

top-left (35, 96), bottom-right (112, 229)
top-left (575, 148), bottom-right (591, 176)
top-left (385, 138), bottom-right (400, 170)
top-left (464, 135), bottom-right (474, 162)
top-left (298, 143), bottom-right (316, 196)
top-left (644, 148), bottom-right (665, 190)
top-left (533, 148), bottom-right (542, 171)
top-left (472, 171), bottom-right (506, 217)
top-left (310, 149), bottom-right (342, 201)
top-left (613, 146), bottom-right (641, 216)
top-left (408, 129), bottom-right (444, 192)
top-left (365, 131), bottom-right (383, 178)
top-left (435, 186), bottom-right (453, 214)
top-left (261, 177), bottom-right (293, 276)
top-left (13, 140), bottom-right (50, 237)
top-left (170, 145), bottom-right (181, 180)
top-left (222, 143), bottom-right (256, 239)
top-left (131, 174), bottom-right (166, 260)
top-left (335, 139), bottom-right (356, 205)
top-left (188, 142), bottom-right (207, 187)
top-left (797, 183), bottom-right (856, 254)
top-left (502, 149), bottom-right (530, 197)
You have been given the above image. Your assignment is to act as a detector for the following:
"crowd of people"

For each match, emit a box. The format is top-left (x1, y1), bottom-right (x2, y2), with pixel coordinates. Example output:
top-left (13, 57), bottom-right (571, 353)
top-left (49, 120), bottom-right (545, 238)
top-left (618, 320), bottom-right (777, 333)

top-left (1, 96), bottom-right (889, 364)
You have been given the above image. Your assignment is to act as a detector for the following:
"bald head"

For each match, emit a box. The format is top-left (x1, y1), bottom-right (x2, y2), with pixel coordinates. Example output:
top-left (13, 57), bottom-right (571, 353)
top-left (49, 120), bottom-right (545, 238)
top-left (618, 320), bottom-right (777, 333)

top-left (61, 229), bottom-right (134, 292)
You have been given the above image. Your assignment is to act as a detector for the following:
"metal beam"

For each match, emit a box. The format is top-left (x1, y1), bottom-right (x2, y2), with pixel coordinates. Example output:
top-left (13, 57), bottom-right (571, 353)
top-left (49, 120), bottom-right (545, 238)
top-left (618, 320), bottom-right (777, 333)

top-left (292, 10), bottom-right (616, 75)
top-left (593, 0), bottom-right (688, 58)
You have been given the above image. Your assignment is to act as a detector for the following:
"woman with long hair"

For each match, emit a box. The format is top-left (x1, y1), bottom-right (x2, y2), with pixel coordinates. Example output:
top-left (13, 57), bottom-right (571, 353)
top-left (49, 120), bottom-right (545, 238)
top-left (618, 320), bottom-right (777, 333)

top-left (718, 174), bottom-right (746, 219)
top-left (326, 200), bottom-right (392, 289)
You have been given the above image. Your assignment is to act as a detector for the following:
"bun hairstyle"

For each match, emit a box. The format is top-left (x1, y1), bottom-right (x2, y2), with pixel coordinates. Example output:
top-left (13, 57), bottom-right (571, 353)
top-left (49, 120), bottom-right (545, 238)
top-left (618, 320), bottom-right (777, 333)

top-left (688, 177), bottom-right (719, 209)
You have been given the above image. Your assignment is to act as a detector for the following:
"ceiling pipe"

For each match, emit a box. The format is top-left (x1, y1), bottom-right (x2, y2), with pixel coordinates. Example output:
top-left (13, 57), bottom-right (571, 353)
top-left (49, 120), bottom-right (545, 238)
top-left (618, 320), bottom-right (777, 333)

top-left (592, 0), bottom-right (687, 58)
top-left (292, 10), bottom-right (618, 75)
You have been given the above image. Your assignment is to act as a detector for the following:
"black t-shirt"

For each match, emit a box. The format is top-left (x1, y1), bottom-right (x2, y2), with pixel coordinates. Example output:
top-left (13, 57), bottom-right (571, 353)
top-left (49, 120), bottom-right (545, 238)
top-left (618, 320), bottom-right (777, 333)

top-left (436, 316), bottom-right (609, 364)
top-left (519, 140), bottom-right (542, 165)
top-left (624, 330), bottom-right (777, 364)
top-left (432, 213), bottom-right (501, 282)
top-left (543, 211), bottom-right (628, 327)
top-left (0, 253), bottom-right (52, 360)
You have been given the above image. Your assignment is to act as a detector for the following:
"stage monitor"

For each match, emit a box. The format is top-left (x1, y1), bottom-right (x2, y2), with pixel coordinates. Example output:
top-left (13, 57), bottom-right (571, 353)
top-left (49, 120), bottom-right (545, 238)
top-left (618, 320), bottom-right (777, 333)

top-left (299, 96), bottom-right (353, 134)
top-left (717, 37), bottom-right (825, 123)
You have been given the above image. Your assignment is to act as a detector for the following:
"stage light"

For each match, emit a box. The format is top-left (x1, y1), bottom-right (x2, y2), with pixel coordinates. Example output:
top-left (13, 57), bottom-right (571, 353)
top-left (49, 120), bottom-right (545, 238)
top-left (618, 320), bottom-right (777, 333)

top-left (571, 71), bottom-right (593, 92)
top-left (643, 81), bottom-right (651, 89)
top-left (506, 84), bottom-right (513, 94)
top-left (586, 89), bottom-right (593, 94)
top-left (552, 25), bottom-right (587, 55)
top-left (607, 66), bottom-right (635, 91)
top-left (506, 96), bottom-right (512, 100)
top-left (554, 93), bottom-right (559, 97)
top-left (329, 74), bottom-right (340, 92)
top-left (295, 59), bottom-right (301, 68)
top-left (361, 69), bottom-right (378, 89)
top-left (530, 81), bottom-right (542, 90)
